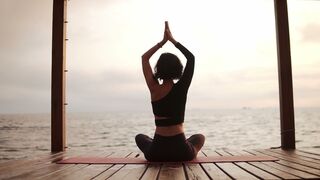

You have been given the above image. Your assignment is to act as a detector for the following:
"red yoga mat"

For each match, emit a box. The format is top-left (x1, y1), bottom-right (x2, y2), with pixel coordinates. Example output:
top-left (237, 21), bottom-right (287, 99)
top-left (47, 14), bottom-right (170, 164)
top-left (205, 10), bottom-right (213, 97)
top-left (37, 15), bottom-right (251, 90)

top-left (57, 155), bottom-right (278, 164)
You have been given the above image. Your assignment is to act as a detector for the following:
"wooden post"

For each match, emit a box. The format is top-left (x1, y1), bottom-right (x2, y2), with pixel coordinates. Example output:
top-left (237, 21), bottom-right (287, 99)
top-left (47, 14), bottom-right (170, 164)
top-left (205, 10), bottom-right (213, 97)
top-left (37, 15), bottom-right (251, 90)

top-left (274, 0), bottom-right (295, 149)
top-left (51, 0), bottom-right (67, 152)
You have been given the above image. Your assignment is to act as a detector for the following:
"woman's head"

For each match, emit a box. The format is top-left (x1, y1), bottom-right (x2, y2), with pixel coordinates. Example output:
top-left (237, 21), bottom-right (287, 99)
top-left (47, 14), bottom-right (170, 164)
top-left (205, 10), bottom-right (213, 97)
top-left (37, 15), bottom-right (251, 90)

top-left (154, 53), bottom-right (183, 80)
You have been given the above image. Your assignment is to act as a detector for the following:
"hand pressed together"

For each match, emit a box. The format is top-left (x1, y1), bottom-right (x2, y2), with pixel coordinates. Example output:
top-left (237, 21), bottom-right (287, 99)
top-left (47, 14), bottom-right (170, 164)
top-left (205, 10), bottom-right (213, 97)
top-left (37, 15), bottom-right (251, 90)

top-left (159, 21), bottom-right (177, 47)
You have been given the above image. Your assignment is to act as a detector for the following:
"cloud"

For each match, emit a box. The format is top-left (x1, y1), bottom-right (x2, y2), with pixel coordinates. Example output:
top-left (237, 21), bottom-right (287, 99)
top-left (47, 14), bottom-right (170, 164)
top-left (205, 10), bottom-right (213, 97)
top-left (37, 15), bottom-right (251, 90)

top-left (1, 0), bottom-right (319, 113)
top-left (66, 69), bottom-right (149, 112)
top-left (188, 67), bottom-right (280, 109)
top-left (0, 58), bottom-right (51, 113)
top-left (0, 66), bottom-right (150, 113)
top-left (0, 0), bottom-right (53, 113)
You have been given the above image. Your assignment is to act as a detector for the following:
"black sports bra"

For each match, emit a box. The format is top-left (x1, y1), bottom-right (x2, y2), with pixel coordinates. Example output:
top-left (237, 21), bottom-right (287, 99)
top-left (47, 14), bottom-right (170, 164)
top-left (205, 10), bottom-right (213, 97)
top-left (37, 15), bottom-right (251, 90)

top-left (151, 42), bottom-right (194, 126)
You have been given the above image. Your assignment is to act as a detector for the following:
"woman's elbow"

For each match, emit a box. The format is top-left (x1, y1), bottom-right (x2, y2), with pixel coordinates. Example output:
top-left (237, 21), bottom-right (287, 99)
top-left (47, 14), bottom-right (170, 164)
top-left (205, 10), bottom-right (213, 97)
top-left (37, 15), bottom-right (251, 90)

top-left (142, 55), bottom-right (148, 61)
top-left (189, 54), bottom-right (195, 61)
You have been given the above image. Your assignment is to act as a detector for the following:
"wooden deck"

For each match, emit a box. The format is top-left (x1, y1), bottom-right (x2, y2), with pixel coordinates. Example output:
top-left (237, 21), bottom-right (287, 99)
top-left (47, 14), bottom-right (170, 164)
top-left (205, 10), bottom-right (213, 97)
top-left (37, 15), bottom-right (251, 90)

top-left (1, 149), bottom-right (319, 179)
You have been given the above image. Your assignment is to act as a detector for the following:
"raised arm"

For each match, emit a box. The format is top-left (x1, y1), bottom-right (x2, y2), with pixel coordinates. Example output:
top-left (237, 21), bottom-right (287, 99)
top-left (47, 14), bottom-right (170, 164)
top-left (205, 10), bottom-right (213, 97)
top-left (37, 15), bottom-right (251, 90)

top-left (142, 22), bottom-right (168, 91)
top-left (174, 43), bottom-right (195, 88)
top-left (166, 23), bottom-right (195, 89)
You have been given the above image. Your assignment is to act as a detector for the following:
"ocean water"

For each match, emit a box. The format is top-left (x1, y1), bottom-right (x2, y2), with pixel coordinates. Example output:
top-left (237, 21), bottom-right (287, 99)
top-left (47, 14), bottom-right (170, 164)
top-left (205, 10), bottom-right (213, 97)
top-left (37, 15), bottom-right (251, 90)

top-left (0, 108), bottom-right (319, 162)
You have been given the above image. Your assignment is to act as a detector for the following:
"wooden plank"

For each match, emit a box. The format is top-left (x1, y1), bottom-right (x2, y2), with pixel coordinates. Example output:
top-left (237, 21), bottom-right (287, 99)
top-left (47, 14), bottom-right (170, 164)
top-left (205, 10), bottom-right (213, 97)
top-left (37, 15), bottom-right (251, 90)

top-left (249, 150), bottom-right (319, 179)
top-left (184, 164), bottom-right (210, 180)
top-left (270, 149), bottom-right (320, 163)
top-left (244, 150), bottom-right (320, 175)
top-left (274, 0), bottom-right (296, 149)
top-left (244, 150), bottom-right (300, 179)
top-left (51, 0), bottom-right (67, 152)
top-left (158, 163), bottom-right (185, 180)
top-left (236, 162), bottom-right (281, 180)
top-left (256, 149), bottom-right (320, 169)
top-left (38, 151), bottom-right (112, 179)
top-left (0, 152), bottom-right (62, 166)
top-left (299, 149), bottom-right (320, 156)
top-left (275, 159), bottom-right (320, 176)
top-left (216, 163), bottom-right (258, 180)
top-left (262, 161), bottom-right (319, 179)
top-left (0, 152), bottom-right (64, 171)
top-left (225, 150), bottom-right (280, 179)
top-left (108, 164), bottom-right (147, 180)
top-left (0, 151), bottom-right (82, 179)
top-left (249, 161), bottom-right (300, 179)
top-left (201, 163), bottom-right (231, 180)
top-left (209, 150), bottom-right (258, 179)
top-left (93, 152), bottom-right (137, 180)
top-left (200, 151), bottom-right (232, 180)
top-left (11, 163), bottom-right (74, 180)
top-left (40, 163), bottom-right (88, 180)
top-left (63, 164), bottom-right (112, 180)
top-left (295, 150), bottom-right (320, 160)
top-left (107, 152), bottom-right (147, 180)
top-left (255, 150), bottom-right (320, 176)
top-left (184, 151), bottom-right (210, 180)
top-left (0, 157), bottom-right (70, 179)
top-left (93, 164), bottom-right (124, 180)
top-left (140, 164), bottom-right (160, 180)
top-left (49, 152), bottom-right (115, 180)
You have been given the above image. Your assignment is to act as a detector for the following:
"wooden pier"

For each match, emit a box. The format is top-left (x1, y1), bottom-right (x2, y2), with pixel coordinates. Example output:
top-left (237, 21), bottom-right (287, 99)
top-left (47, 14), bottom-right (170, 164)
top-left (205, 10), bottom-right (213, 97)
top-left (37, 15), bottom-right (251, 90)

top-left (4, 0), bottom-right (312, 179)
top-left (1, 148), bottom-right (319, 179)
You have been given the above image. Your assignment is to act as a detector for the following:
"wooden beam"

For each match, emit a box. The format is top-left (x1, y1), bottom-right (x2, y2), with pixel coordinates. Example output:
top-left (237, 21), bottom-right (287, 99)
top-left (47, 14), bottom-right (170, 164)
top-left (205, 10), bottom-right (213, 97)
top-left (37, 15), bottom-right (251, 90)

top-left (51, 0), bottom-right (67, 152)
top-left (274, 0), bottom-right (295, 149)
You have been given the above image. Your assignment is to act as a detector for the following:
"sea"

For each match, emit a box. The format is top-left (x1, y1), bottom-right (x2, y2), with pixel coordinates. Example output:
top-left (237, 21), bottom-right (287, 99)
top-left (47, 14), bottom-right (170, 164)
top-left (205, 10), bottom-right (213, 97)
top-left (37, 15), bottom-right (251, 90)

top-left (0, 108), bottom-right (319, 163)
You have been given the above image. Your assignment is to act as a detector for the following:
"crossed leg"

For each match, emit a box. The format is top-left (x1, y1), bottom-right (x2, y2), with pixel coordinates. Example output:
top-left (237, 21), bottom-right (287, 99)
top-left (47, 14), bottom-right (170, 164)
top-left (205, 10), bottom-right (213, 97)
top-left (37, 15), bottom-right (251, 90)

top-left (135, 134), bottom-right (153, 154)
top-left (187, 134), bottom-right (205, 155)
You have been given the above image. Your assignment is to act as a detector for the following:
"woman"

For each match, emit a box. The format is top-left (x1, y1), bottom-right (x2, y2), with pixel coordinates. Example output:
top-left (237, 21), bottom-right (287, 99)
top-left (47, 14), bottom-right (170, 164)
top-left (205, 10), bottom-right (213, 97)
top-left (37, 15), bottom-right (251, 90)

top-left (135, 21), bottom-right (205, 162)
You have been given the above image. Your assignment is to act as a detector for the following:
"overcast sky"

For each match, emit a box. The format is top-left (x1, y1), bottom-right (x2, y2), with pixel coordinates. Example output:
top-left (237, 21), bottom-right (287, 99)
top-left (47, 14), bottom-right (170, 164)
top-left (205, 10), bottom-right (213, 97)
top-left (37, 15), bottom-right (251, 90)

top-left (0, 0), bottom-right (319, 113)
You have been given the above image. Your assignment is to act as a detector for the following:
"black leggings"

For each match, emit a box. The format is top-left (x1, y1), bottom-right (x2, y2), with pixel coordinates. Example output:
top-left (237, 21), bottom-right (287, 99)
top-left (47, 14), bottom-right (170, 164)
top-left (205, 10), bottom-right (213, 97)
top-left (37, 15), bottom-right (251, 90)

top-left (135, 133), bottom-right (205, 162)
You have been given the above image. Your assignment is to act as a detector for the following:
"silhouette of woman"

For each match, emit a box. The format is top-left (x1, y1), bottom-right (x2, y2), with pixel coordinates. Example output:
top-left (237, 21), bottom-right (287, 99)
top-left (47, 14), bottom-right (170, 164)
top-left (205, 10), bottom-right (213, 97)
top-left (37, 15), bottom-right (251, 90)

top-left (135, 21), bottom-right (205, 161)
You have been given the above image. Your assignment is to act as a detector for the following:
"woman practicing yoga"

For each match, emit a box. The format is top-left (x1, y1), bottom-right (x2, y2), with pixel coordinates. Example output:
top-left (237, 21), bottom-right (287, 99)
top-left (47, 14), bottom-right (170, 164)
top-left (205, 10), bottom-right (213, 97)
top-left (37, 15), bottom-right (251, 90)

top-left (135, 21), bottom-right (205, 161)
